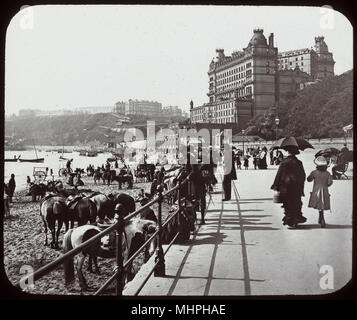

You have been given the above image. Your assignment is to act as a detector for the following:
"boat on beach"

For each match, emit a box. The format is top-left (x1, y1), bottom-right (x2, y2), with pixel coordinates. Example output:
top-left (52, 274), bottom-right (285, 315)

top-left (86, 151), bottom-right (98, 157)
top-left (17, 139), bottom-right (44, 163)
top-left (78, 150), bottom-right (98, 157)
top-left (59, 155), bottom-right (70, 161)
top-left (18, 158), bottom-right (45, 163)
top-left (5, 156), bottom-right (21, 162)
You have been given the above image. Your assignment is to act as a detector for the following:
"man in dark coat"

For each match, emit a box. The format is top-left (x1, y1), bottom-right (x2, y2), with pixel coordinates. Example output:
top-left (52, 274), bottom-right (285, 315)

top-left (157, 167), bottom-right (165, 185)
top-left (8, 174), bottom-right (16, 203)
top-left (150, 179), bottom-right (158, 197)
top-left (271, 146), bottom-right (306, 227)
top-left (66, 159), bottom-right (73, 173)
top-left (190, 164), bottom-right (206, 224)
top-left (231, 151), bottom-right (237, 180)
top-left (222, 150), bottom-right (234, 201)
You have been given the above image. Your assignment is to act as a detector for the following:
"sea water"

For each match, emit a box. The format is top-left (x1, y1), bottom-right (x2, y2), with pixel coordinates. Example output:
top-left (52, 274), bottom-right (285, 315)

top-left (4, 149), bottom-right (116, 191)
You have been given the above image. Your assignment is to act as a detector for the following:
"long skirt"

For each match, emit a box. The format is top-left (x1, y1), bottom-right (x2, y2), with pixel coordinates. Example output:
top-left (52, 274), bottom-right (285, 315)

top-left (282, 194), bottom-right (303, 224)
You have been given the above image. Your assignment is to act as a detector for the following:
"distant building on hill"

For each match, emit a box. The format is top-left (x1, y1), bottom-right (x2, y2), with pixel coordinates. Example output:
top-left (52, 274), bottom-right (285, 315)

top-left (114, 99), bottom-right (162, 117)
top-left (278, 36), bottom-right (335, 80)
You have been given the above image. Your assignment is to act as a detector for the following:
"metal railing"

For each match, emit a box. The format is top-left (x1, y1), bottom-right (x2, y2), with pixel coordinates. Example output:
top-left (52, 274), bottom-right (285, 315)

top-left (16, 171), bottom-right (193, 296)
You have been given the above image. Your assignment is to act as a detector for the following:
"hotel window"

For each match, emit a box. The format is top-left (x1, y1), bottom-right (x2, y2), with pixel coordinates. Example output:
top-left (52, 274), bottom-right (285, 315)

top-left (301, 62), bottom-right (303, 66)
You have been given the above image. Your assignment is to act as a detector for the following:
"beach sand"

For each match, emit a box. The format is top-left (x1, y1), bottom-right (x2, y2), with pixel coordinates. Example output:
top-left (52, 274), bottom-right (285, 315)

top-left (3, 175), bottom-right (172, 295)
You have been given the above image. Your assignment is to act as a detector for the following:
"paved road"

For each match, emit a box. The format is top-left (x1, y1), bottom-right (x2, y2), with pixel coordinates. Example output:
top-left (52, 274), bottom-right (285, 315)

top-left (124, 151), bottom-right (352, 296)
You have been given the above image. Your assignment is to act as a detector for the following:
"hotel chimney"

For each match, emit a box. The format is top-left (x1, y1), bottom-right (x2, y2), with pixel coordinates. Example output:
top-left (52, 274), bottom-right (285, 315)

top-left (269, 33), bottom-right (274, 47)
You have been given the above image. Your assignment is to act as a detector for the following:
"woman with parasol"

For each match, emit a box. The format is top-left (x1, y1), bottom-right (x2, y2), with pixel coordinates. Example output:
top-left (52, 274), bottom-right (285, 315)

top-left (270, 137), bottom-right (314, 228)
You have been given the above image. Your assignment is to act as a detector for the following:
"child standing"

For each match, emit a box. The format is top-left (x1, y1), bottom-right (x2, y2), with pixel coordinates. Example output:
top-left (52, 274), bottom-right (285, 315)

top-left (307, 156), bottom-right (333, 228)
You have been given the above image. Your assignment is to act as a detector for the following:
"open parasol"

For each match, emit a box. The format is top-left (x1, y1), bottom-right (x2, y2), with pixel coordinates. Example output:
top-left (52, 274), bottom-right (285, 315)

top-left (314, 147), bottom-right (340, 158)
top-left (270, 137), bottom-right (314, 151)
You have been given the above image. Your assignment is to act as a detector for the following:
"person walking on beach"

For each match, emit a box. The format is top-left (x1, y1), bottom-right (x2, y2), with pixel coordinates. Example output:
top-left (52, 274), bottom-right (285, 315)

top-left (271, 146), bottom-right (306, 228)
top-left (8, 174), bottom-right (16, 203)
top-left (66, 159), bottom-right (73, 174)
top-left (26, 176), bottom-right (31, 193)
top-left (4, 183), bottom-right (10, 217)
top-left (106, 160), bottom-right (111, 171)
top-left (307, 156), bottom-right (333, 228)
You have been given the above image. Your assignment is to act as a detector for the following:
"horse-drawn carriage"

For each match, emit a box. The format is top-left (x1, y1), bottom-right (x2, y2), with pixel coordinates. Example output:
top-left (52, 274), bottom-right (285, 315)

top-left (33, 167), bottom-right (48, 183)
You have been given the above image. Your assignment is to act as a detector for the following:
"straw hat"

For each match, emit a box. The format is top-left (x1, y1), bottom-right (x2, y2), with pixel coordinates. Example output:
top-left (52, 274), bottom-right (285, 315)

top-left (314, 156), bottom-right (328, 166)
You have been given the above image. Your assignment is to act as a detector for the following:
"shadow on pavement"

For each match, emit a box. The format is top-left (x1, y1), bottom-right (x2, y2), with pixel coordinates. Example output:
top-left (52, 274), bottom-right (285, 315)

top-left (288, 224), bottom-right (352, 230)
top-left (183, 232), bottom-right (227, 245)
top-left (239, 198), bottom-right (273, 201)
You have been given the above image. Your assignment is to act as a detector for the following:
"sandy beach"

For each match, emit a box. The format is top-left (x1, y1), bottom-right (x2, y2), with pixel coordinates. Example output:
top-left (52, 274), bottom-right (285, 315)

top-left (3, 174), bottom-right (172, 295)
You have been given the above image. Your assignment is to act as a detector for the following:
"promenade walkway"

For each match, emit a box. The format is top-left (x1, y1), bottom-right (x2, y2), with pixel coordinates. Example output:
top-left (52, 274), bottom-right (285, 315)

top-left (124, 155), bottom-right (352, 296)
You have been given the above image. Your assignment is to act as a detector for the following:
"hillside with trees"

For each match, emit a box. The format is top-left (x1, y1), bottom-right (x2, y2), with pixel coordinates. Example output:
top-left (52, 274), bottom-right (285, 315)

top-left (5, 112), bottom-right (185, 146)
top-left (246, 70), bottom-right (353, 140)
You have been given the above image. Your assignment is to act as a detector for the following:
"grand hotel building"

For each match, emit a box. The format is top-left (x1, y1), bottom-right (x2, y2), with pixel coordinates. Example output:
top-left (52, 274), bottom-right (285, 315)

top-left (190, 29), bottom-right (335, 129)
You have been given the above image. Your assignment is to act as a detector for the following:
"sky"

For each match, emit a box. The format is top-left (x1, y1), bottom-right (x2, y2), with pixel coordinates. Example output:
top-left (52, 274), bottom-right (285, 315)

top-left (5, 5), bottom-right (353, 115)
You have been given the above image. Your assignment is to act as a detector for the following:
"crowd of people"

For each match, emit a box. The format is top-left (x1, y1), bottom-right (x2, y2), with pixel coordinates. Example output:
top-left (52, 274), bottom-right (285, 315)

top-left (4, 142), bottom-right (351, 229)
top-left (233, 146), bottom-right (277, 170)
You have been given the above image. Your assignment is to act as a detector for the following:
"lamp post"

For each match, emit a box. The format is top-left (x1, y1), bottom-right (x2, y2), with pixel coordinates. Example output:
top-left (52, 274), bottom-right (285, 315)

top-left (275, 117), bottom-right (280, 141)
top-left (242, 129), bottom-right (245, 154)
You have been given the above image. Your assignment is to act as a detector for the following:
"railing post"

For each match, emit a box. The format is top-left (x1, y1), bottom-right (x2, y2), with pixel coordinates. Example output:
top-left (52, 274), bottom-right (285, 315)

top-left (177, 179), bottom-right (182, 241)
top-left (178, 178), bottom-right (182, 216)
top-left (114, 205), bottom-right (125, 296)
top-left (154, 185), bottom-right (165, 276)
